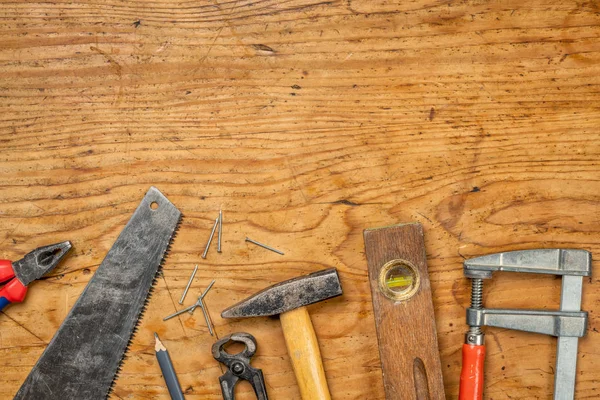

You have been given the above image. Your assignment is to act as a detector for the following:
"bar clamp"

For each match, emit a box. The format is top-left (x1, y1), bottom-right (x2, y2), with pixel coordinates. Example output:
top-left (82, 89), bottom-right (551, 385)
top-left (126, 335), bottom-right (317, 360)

top-left (463, 249), bottom-right (591, 400)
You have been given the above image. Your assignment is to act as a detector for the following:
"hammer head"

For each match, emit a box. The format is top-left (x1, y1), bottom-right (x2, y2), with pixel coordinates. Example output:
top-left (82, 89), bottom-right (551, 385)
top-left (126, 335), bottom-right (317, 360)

top-left (221, 268), bottom-right (342, 318)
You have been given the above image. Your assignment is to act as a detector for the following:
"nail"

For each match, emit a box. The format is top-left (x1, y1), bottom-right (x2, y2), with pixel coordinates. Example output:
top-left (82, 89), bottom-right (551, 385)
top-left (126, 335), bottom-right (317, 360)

top-left (164, 280), bottom-right (216, 337)
top-left (163, 303), bottom-right (196, 321)
top-left (179, 265), bottom-right (198, 304)
top-left (217, 210), bottom-right (223, 253)
top-left (202, 217), bottom-right (219, 259)
top-left (245, 237), bottom-right (284, 255)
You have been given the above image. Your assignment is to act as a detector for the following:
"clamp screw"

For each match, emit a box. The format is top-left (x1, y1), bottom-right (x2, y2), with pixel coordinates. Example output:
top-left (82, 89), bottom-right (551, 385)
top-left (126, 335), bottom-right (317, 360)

top-left (466, 278), bottom-right (484, 343)
top-left (470, 278), bottom-right (483, 309)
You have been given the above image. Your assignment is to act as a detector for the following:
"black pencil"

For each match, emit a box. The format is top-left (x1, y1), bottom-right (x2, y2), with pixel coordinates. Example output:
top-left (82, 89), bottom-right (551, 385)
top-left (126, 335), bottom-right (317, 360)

top-left (154, 333), bottom-right (185, 400)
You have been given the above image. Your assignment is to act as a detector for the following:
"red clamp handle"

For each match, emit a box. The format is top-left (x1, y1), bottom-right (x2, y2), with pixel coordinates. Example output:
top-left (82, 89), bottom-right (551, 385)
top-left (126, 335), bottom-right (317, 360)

top-left (459, 343), bottom-right (486, 400)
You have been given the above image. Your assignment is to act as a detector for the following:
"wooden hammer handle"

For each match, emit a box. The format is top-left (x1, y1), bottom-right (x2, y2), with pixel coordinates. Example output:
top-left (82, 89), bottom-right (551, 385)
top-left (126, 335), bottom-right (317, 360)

top-left (280, 306), bottom-right (332, 400)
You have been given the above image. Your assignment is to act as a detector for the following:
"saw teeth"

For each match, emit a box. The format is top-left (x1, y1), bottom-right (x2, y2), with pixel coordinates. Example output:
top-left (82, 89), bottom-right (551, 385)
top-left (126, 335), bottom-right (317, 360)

top-left (106, 213), bottom-right (182, 398)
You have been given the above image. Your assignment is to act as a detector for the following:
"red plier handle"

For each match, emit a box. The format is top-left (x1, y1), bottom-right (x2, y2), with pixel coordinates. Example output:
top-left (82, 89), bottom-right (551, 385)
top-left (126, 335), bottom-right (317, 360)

top-left (0, 259), bottom-right (28, 311)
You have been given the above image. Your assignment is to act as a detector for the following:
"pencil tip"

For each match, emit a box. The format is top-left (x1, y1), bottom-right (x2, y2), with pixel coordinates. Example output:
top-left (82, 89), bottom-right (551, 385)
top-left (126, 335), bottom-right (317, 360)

top-left (154, 333), bottom-right (167, 352)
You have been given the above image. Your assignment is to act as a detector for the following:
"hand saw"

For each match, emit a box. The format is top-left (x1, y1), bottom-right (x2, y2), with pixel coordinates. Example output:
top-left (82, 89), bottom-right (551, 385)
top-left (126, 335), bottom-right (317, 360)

top-left (14, 187), bottom-right (181, 399)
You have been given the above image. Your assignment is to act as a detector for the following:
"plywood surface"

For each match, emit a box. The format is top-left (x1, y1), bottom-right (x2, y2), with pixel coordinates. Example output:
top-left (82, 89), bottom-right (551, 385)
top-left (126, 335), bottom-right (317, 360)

top-left (0, 1), bottom-right (599, 399)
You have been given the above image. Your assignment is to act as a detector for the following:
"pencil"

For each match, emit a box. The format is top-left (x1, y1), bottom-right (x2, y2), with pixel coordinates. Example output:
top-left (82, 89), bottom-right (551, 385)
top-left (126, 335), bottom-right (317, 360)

top-left (154, 333), bottom-right (185, 400)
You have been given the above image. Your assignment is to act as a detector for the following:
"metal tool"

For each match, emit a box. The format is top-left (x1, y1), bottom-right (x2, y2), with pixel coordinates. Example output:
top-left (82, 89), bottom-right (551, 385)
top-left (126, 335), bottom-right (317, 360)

top-left (459, 249), bottom-right (591, 400)
top-left (179, 264), bottom-right (198, 304)
top-left (154, 333), bottom-right (184, 400)
top-left (212, 332), bottom-right (268, 400)
top-left (218, 209), bottom-right (223, 253)
top-left (222, 268), bottom-right (342, 400)
top-left (15, 187), bottom-right (181, 399)
top-left (202, 216), bottom-right (219, 259)
top-left (244, 237), bottom-right (284, 255)
top-left (0, 241), bottom-right (72, 311)
top-left (164, 279), bottom-right (215, 336)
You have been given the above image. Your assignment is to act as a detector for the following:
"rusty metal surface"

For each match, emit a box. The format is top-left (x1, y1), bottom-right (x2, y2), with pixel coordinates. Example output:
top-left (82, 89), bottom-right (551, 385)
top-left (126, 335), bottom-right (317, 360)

top-left (212, 332), bottom-right (268, 400)
top-left (14, 187), bottom-right (181, 400)
top-left (12, 241), bottom-right (72, 286)
top-left (221, 268), bottom-right (342, 318)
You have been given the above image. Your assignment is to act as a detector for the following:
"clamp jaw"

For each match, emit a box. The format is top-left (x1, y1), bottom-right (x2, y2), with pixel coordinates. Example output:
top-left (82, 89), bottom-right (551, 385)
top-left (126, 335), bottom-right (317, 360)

top-left (462, 249), bottom-right (591, 400)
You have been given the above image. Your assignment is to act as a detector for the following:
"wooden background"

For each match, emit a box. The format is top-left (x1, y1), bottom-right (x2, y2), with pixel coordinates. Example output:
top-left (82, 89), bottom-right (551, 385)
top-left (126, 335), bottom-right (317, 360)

top-left (0, 1), bottom-right (599, 399)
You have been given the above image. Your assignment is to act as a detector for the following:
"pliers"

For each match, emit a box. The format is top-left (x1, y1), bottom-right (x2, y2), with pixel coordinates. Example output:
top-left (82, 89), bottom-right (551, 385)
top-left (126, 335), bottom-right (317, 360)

top-left (0, 241), bottom-right (72, 311)
top-left (212, 332), bottom-right (268, 400)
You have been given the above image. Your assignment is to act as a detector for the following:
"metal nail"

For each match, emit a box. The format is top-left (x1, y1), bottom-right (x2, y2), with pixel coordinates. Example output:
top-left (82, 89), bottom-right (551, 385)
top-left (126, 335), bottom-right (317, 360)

top-left (179, 265), bottom-right (198, 304)
top-left (163, 280), bottom-right (217, 336)
top-left (199, 301), bottom-right (214, 336)
top-left (202, 217), bottom-right (219, 259)
top-left (245, 237), bottom-right (284, 255)
top-left (217, 210), bottom-right (223, 253)
top-left (199, 279), bottom-right (216, 335)
top-left (201, 279), bottom-right (216, 299)
top-left (163, 304), bottom-right (197, 321)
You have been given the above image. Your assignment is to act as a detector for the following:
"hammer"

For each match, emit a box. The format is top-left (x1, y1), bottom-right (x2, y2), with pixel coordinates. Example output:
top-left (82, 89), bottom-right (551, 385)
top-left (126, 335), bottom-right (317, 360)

top-left (221, 268), bottom-right (343, 400)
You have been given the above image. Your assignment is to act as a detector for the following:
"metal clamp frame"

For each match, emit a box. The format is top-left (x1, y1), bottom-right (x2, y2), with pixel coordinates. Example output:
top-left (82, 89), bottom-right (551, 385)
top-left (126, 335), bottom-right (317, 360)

top-left (464, 249), bottom-right (591, 400)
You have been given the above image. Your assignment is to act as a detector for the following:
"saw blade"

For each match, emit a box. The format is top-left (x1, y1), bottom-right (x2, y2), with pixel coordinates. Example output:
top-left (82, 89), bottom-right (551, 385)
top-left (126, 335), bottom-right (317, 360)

top-left (14, 187), bottom-right (181, 400)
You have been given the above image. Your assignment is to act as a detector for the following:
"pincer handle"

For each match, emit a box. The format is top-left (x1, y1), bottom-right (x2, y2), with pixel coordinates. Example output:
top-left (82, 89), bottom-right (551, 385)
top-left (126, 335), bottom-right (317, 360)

top-left (459, 343), bottom-right (486, 400)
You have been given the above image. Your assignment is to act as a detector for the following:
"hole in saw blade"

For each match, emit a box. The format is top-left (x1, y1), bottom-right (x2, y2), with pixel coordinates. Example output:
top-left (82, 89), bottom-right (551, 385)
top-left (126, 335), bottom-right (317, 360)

top-left (150, 201), bottom-right (159, 210)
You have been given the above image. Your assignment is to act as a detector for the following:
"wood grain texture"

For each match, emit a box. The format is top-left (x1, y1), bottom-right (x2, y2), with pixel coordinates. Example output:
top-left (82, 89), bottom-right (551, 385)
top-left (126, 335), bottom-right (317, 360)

top-left (280, 306), bottom-right (331, 400)
top-left (0, 1), bottom-right (599, 399)
top-left (364, 223), bottom-right (445, 400)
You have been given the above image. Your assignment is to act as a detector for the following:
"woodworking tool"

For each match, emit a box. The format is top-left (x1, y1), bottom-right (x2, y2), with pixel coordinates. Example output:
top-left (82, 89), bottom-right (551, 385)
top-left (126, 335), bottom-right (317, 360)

top-left (202, 216), bottom-right (219, 259)
top-left (179, 264), bottom-right (198, 304)
top-left (15, 187), bottom-right (181, 399)
top-left (164, 279), bottom-right (215, 336)
top-left (218, 209), bottom-right (223, 253)
top-left (212, 332), bottom-right (268, 400)
top-left (222, 268), bottom-right (342, 400)
top-left (364, 223), bottom-right (445, 399)
top-left (154, 333), bottom-right (185, 400)
top-left (0, 241), bottom-right (72, 311)
top-left (244, 237), bottom-right (284, 255)
top-left (459, 249), bottom-right (591, 400)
